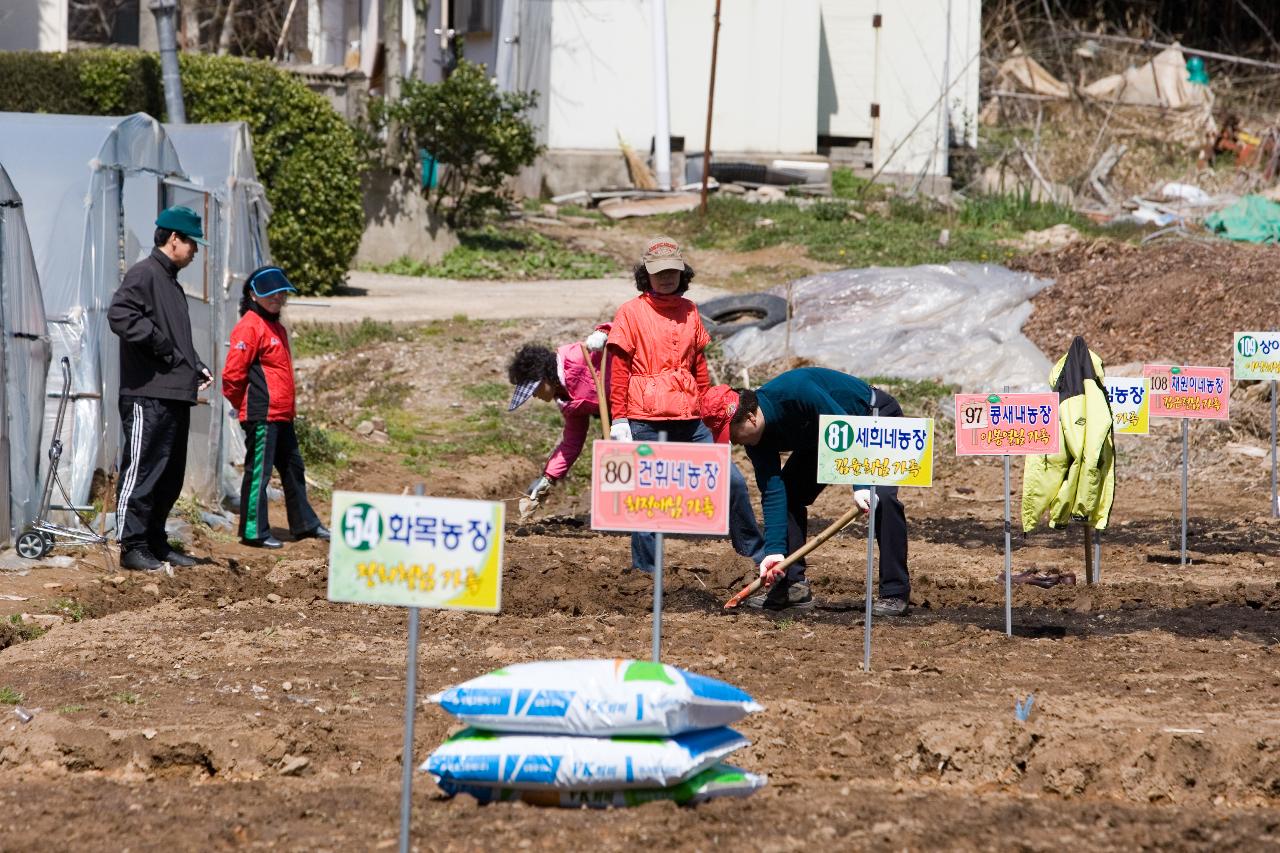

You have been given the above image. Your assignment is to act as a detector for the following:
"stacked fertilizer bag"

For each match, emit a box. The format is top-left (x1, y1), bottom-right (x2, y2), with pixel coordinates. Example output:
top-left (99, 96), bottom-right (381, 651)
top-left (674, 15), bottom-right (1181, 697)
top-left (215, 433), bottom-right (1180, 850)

top-left (421, 659), bottom-right (767, 808)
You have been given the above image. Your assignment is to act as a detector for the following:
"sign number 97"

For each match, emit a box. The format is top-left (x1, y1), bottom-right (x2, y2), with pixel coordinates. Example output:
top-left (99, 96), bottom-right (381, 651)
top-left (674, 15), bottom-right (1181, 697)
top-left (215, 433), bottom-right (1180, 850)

top-left (961, 404), bottom-right (987, 429)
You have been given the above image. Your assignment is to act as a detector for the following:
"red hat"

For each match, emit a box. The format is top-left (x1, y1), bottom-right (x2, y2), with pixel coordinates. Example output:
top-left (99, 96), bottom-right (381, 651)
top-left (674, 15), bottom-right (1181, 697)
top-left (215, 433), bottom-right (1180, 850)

top-left (700, 385), bottom-right (740, 444)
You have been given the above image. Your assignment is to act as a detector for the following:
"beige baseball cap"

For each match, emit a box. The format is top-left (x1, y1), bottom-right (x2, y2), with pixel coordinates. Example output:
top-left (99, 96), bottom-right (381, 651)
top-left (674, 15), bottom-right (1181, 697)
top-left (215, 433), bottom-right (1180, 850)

top-left (642, 236), bottom-right (686, 274)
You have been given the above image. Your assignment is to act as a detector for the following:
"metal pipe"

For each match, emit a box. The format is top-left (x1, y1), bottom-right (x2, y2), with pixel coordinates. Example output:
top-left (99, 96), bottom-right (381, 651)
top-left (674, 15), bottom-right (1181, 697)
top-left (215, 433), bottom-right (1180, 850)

top-left (651, 0), bottom-right (672, 191)
top-left (1003, 452), bottom-right (1012, 636)
top-left (150, 0), bottom-right (187, 123)
top-left (653, 430), bottom-right (668, 662)
top-left (863, 405), bottom-right (879, 672)
top-left (1181, 418), bottom-right (1189, 565)
top-left (1272, 380), bottom-right (1278, 517)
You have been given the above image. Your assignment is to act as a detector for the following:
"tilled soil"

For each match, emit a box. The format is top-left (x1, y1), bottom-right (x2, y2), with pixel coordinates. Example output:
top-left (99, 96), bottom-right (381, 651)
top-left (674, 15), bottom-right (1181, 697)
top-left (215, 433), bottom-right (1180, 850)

top-left (5, 274), bottom-right (1280, 850)
top-left (3, 454), bottom-right (1280, 851)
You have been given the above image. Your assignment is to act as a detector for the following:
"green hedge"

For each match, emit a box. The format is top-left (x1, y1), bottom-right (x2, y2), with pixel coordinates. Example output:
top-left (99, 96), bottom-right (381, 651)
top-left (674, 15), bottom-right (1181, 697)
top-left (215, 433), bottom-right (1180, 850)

top-left (0, 49), bottom-right (362, 295)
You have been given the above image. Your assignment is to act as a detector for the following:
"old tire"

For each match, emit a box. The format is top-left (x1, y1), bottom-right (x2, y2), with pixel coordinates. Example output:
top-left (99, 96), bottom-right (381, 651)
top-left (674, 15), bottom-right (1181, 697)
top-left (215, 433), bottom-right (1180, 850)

top-left (699, 293), bottom-right (788, 338)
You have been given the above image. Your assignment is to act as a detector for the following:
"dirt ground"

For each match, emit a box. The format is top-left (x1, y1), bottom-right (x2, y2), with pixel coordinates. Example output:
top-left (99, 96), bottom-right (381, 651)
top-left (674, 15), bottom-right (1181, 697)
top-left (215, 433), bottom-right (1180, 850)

top-left (4, 245), bottom-right (1280, 851)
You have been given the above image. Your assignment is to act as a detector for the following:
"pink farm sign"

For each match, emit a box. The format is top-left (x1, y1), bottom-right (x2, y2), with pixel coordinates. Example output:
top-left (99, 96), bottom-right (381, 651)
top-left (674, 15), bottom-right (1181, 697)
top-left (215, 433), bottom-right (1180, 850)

top-left (954, 393), bottom-right (1061, 456)
top-left (1142, 365), bottom-right (1230, 420)
top-left (590, 440), bottom-right (731, 535)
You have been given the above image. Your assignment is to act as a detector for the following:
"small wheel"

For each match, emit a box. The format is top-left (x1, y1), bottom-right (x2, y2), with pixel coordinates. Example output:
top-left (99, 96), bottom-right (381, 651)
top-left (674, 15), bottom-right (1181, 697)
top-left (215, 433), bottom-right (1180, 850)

top-left (15, 530), bottom-right (47, 560)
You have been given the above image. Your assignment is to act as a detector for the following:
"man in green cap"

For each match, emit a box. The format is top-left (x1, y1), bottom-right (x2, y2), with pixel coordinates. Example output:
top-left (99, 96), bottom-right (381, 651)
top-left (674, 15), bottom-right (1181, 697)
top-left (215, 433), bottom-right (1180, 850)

top-left (107, 206), bottom-right (214, 571)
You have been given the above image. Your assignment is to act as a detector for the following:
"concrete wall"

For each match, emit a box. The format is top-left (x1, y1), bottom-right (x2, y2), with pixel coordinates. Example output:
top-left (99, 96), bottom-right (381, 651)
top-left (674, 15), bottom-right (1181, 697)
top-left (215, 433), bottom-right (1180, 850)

top-left (355, 170), bottom-right (458, 266)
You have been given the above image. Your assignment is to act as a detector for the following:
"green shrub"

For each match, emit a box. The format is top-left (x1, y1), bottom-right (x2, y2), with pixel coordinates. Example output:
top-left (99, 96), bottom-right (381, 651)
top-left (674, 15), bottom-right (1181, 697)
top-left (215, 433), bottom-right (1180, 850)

top-left (0, 49), bottom-right (362, 295)
top-left (390, 60), bottom-right (542, 228)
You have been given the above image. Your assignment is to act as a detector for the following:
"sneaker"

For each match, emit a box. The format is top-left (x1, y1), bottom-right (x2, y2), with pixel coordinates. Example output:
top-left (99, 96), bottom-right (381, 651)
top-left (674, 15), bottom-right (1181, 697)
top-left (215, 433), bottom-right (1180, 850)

top-left (746, 580), bottom-right (814, 611)
top-left (871, 596), bottom-right (909, 617)
top-left (121, 548), bottom-right (164, 572)
top-left (158, 549), bottom-right (198, 567)
top-left (297, 524), bottom-right (330, 542)
top-left (241, 535), bottom-right (284, 549)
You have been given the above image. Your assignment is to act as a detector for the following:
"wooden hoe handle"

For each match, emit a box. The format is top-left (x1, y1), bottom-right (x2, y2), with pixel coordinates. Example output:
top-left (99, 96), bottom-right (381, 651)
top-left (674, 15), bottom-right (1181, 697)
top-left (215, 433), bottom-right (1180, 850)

top-left (724, 502), bottom-right (866, 610)
top-left (581, 343), bottom-right (611, 438)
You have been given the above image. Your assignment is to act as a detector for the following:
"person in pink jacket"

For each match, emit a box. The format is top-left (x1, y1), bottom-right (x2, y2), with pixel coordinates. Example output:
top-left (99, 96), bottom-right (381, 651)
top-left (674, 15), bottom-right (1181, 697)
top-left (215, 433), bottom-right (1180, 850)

top-left (506, 325), bottom-right (610, 520)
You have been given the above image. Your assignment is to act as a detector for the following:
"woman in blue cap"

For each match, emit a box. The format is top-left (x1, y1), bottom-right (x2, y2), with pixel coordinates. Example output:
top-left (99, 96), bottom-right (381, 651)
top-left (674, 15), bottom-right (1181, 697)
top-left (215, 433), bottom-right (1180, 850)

top-left (222, 266), bottom-right (329, 548)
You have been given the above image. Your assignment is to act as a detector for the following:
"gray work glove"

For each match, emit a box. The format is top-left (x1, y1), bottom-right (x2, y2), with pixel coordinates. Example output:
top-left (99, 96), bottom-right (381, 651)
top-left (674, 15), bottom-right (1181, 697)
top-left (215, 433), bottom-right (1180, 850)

top-left (518, 475), bottom-right (554, 522)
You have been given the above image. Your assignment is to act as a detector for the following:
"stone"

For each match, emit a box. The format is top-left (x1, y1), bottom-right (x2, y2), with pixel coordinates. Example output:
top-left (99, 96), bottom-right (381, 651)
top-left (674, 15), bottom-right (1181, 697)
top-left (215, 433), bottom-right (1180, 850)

top-left (355, 420), bottom-right (375, 436)
top-left (266, 593), bottom-right (282, 604)
top-left (720, 182), bottom-right (747, 195)
top-left (282, 681), bottom-right (293, 692)
top-left (370, 417), bottom-right (386, 432)
top-left (142, 583), bottom-right (160, 597)
top-left (540, 203), bottom-right (558, 218)
top-left (42, 582), bottom-right (62, 590)
top-left (278, 755), bottom-right (310, 776)
top-left (755, 185), bottom-right (787, 201)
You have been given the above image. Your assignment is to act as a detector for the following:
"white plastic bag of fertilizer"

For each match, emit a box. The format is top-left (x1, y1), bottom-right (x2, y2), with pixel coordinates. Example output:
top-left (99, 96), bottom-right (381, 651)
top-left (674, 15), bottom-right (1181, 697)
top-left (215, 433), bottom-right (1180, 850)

top-left (428, 659), bottom-right (762, 736)
top-left (421, 726), bottom-right (748, 790)
top-left (435, 763), bottom-right (767, 807)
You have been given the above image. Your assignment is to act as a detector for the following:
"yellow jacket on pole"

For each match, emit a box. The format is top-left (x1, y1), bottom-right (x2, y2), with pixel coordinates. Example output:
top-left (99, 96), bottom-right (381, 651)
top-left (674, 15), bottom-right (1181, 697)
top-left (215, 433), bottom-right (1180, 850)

top-left (1021, 336), bottom-right (1116, 532)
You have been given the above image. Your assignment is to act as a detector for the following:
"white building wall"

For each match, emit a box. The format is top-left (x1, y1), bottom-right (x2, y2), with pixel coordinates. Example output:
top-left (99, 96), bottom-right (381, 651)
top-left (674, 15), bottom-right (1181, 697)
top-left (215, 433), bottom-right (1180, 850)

top-left (546, 0), bottom-right (819, 154)
top-left (872, 0), bottom-right (981, 176)
top-left (0, 0), bottom-right (67, 52)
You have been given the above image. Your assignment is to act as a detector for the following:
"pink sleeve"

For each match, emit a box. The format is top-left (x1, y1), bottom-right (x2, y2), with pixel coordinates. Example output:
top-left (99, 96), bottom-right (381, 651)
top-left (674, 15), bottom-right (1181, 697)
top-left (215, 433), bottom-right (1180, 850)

top-left (544, 411), bottom-right (590, 480)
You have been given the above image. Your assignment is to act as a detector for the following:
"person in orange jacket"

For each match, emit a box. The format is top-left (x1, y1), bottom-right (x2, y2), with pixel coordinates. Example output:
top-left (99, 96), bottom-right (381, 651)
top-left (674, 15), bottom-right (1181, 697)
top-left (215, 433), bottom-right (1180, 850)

top-left (222, 266), bottom-right (329, 549)
top-left (605, 237), bottom-right (764, 572)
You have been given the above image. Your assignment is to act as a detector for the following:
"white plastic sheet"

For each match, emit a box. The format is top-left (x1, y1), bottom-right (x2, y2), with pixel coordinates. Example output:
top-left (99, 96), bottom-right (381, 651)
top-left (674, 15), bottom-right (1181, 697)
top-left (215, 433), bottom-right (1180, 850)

top-left (720, 262), bottom-right (1053, 392)
top-left (0, 164), bottom-right (52, 544)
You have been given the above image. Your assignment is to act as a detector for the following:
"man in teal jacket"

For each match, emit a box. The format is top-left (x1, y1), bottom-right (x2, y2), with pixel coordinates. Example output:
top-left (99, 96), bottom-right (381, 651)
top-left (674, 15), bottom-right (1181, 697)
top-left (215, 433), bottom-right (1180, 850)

top-left (701, 367), bottom-right (911, 614)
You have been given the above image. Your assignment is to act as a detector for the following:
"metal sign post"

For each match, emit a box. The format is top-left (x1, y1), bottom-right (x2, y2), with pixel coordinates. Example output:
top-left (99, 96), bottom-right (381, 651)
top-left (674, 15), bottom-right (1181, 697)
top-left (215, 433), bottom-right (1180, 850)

top-left (953, 391), bottom-right (1060, 638)
top-left (327, 489), bottom-right (504, 853)
top-left (398, 606), bottom-right (421, 853)
top-left (653, 531), bottom-right (664, 662)
top-left (1181, 418), bottom-right (1189, 566)
top-left (815, 410), bottom-right (935, 672)
top-left (1003, 451), bottom-right (1013, 637)
top-left (652, 430), bottom-right (668, 661)
top-left (863, 486), bottom-right (878, 672)
top-left (863, 405), bottom-right (878, 672)
top-left (1143, 363), bottom-right (1230, 567)
top-left (1273, 380), bottom-right (1278, 517)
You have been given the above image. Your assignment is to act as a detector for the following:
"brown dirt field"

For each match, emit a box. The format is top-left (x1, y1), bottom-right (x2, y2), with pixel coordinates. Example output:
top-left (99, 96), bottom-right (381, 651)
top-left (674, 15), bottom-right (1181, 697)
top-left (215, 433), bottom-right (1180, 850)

top-left (1017, 240), bottom-right (1280, 366)
top-left (4, 244), bottom-right (1280, 851)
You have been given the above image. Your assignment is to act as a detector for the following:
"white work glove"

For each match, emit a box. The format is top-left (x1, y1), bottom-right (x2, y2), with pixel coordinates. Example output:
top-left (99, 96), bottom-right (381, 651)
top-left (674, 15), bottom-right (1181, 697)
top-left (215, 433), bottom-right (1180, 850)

top-left (853, 488), bottom-right (872, 513)
top-left (518, 475), bottom-right (554, 523)
top-left (758, 554), bottom-right (786, 587)
top-left (610, 418), bottom-right (633, 442)
top-left (585, 330), bottom-right (609, 351)
top-left (197, 367), bottom-right (213, 392)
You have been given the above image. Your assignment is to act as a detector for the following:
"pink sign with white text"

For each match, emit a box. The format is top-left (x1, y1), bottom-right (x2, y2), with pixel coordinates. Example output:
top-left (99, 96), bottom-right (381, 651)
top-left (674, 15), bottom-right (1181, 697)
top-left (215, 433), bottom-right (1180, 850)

top-left (590, 440), bottom-right (731, 535)
top-left (954, 393), bottom-right (1060, 456)
top-left (1142, 365), bottom-right (1230, 420)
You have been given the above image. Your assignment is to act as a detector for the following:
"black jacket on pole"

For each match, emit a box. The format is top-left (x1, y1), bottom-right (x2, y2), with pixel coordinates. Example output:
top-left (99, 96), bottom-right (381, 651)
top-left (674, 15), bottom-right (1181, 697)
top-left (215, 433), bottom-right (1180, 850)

top-left (108, 248), bottom-right (208, 403)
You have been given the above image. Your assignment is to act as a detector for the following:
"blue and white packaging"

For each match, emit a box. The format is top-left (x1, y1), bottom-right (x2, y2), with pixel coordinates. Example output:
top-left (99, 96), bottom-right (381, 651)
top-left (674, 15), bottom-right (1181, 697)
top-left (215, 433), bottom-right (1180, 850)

top-left (436, 763), bottom-right (767, 807)
top-left (421, 726), bottom-right (748, 790)
top-left (428, 659), bottom-right (763, 736)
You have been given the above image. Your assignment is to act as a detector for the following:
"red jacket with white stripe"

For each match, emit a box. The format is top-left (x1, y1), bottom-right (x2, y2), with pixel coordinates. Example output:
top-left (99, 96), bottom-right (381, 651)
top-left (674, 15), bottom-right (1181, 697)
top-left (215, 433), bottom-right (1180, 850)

top-left (222, 303), bottom-right (296, 422)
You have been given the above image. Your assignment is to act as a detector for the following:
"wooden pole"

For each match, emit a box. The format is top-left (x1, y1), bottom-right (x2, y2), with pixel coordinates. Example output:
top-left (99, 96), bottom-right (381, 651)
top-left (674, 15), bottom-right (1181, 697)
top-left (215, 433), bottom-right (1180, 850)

top-left (699, 0), bottom-right (723, 216)
top-left (581, 344), bottom-right (611, 437)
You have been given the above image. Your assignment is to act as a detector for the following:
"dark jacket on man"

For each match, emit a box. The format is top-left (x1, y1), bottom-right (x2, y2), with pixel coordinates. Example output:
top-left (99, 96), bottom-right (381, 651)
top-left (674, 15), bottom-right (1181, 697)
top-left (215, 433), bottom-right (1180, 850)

top-left (108, 248), bottom-right (208, 403)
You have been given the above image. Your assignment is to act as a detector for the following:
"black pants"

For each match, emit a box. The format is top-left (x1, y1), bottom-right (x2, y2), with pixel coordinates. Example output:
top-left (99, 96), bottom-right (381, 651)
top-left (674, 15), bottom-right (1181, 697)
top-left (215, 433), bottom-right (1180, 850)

top-left (780, 390), bottom-right (910, 600)
top-left (239, 420), bottom-right (321, 541)
top-left (117, 396), bottom-right (190, 555)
